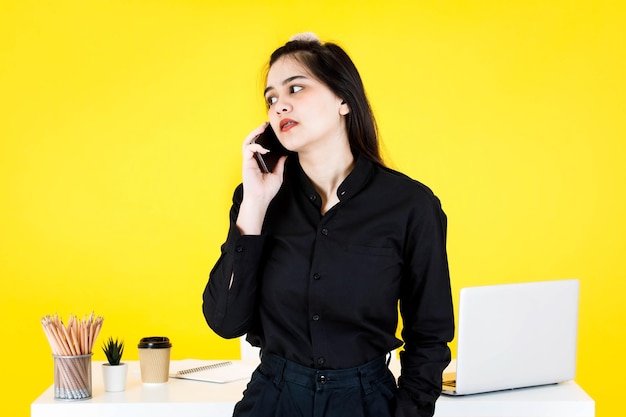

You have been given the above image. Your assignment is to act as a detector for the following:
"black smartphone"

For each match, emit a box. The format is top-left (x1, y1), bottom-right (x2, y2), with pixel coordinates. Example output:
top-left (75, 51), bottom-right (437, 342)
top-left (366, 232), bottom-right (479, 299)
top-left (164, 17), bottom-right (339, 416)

top-left (252, 125), bottom-right (288, 173)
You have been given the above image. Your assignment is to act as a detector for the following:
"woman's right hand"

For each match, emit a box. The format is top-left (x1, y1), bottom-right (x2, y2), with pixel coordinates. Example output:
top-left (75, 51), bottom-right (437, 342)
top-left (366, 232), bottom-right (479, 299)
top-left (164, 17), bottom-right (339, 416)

top-left (236, 123), bottom-right (287, 235)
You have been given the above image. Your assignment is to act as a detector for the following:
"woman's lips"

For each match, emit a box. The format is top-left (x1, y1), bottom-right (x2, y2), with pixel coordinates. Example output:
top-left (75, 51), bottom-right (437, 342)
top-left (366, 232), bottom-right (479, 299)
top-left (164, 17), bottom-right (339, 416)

top-left (280, 119), bottom-right (297, 132)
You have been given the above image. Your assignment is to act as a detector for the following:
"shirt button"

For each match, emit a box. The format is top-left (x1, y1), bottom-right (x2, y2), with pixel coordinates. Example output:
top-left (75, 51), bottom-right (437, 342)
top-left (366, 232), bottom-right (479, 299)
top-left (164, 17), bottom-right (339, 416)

top-left (321, 228), bottom-right (328, 236)
top-left (313, 273), bottom-right (321, 280)
top-left (317, 357), bottom-right (325, 366)
top-left (312, 314), bottom-right (320, 321)
top-left (235, 245), bottom-right (243, 253)
top-left (310, 195), bottom-right (317, 201)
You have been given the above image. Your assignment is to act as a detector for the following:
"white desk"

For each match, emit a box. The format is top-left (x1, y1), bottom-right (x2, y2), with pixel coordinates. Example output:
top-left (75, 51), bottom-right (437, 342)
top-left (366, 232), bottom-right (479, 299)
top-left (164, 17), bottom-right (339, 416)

top-left (32, 360), bottom-right (594, 417)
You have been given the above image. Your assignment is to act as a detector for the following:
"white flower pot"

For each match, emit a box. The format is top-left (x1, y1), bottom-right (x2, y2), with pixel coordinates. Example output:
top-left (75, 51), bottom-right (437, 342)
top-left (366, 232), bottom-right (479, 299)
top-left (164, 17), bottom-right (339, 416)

top-left (102, 363), bottom-right (128, 392)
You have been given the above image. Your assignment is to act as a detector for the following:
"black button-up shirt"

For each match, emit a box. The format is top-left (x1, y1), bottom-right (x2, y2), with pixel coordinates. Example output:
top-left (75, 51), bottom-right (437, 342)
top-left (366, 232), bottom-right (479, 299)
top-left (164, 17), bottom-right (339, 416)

top-left (203, 155), bottom-right (454, 416)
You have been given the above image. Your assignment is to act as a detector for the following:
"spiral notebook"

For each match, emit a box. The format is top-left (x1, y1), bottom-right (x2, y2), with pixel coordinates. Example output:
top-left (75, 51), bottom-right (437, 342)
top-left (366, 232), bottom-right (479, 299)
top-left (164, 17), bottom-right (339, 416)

top-left (169, 359), bottom-right (258, 384)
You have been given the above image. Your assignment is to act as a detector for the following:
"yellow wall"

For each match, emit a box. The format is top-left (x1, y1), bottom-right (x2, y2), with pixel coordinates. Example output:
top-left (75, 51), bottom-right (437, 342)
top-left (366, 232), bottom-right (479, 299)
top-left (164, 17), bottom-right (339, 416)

top-left (1, 1), bottom-right (624, 416)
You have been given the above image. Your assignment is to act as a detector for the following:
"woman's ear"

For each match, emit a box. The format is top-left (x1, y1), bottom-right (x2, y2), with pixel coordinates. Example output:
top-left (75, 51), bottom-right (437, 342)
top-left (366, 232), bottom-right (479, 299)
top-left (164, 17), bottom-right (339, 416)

top-left (339, 100), bottom-right (350, 116)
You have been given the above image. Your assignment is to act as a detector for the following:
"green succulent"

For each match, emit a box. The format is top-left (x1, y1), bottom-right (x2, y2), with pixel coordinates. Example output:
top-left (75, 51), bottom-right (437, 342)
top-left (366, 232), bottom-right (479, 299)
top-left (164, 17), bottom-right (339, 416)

top-left (102, 337), bottom-right (125, 365)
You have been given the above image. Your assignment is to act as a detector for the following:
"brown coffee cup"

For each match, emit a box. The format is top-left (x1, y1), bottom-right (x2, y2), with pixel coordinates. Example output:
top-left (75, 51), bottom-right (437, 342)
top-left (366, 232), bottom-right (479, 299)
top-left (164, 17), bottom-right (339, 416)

top-left (138, 336), bottom-right (172, 383)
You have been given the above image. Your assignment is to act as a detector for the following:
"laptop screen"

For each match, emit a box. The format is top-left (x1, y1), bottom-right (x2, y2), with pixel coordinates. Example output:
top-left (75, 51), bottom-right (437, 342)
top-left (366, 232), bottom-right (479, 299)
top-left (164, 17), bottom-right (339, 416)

top-left (443, 279), bottom-right (579, 395)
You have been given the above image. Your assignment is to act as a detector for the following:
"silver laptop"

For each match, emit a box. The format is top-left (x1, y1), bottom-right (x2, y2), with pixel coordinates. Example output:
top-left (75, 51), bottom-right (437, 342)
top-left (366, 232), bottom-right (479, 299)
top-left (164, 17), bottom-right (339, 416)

top-left (442, 279), bottom-right (579, 396)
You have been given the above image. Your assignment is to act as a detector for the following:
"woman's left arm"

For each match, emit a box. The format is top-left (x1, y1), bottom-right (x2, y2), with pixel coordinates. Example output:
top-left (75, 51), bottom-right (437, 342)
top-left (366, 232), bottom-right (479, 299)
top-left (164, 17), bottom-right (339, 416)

top-left (395, 192), bottom-right (455, 417)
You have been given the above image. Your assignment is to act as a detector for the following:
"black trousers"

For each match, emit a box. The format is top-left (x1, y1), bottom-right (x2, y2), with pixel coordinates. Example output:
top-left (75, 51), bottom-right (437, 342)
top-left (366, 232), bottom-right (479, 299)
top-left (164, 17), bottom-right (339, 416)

top-left (233, 353), bottom-right (397, 417)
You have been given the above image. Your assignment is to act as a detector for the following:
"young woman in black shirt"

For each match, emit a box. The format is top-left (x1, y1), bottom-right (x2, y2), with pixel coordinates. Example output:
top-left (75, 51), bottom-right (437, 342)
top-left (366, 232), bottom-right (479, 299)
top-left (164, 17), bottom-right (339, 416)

top-left (203, 33), bottom-right (454, 417)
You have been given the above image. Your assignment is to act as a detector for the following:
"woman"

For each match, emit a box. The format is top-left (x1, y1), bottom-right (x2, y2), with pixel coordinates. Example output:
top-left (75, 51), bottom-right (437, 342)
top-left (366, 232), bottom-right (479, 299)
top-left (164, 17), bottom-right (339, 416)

top-left (203, 33), bottom-right (454, 417)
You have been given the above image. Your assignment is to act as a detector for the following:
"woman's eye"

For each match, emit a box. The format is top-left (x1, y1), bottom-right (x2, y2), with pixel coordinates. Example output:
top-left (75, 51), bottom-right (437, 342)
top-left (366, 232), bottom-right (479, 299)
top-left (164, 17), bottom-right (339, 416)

top-left (290, 85), bottom-right (303, 94)
top-left (266, 96), bottom-right (278, 106)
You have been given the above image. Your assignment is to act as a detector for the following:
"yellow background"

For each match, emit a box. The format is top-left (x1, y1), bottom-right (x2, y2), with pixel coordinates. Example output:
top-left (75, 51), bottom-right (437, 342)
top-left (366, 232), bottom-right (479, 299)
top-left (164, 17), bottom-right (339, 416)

top-left (1, 0), bottom-right (624, 416)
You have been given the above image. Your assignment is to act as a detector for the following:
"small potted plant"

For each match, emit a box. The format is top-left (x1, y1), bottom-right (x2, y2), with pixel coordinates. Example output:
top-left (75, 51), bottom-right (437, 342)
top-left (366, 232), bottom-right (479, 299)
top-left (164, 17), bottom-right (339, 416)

top-left (101, 337), bottom-right (127, 392)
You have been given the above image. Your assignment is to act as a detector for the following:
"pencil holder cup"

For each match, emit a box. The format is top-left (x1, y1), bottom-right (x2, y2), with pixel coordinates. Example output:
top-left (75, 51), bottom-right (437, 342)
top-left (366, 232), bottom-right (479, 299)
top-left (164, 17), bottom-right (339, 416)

top-left (52, 353), bottom-right (93, 400)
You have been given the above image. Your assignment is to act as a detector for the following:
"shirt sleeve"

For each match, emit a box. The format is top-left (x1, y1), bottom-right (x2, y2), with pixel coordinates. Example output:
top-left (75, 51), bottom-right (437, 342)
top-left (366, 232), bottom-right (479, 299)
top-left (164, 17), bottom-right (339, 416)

top-left (395, 192), bottom-right (455, 417)
top-left (202, 184), bottom-right (266, 339)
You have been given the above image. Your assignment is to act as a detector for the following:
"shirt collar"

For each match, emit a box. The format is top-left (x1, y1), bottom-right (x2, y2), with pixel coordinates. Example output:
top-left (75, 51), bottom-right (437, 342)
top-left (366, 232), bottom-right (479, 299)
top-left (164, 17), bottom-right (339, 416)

top-left (336, 154), bottom-right (374, 202)
top-left (291, 153), bottom-right (375, 203)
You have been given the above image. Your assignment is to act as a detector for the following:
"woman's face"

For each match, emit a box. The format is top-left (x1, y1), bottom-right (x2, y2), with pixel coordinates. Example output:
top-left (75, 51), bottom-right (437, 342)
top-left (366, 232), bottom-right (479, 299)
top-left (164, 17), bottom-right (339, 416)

top-left (264, 55), bottom-right (349, 155)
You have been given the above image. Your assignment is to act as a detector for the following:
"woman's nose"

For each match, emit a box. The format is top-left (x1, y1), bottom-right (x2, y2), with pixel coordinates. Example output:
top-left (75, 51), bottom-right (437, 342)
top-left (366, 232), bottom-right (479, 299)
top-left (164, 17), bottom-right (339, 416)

top-left (274, 98), bottom-right (292, 114)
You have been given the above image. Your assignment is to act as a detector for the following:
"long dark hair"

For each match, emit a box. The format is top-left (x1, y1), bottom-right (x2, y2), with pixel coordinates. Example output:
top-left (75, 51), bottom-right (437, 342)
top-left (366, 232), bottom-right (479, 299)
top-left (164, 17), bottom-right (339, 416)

top-left (266, 37), bottom-right (385, 167)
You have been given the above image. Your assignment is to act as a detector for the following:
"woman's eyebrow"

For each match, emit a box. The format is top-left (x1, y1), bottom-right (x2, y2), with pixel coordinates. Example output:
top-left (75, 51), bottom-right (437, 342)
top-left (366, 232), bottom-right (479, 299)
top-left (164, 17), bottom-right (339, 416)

top-left (264, 75), bottom-right (308, 96)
